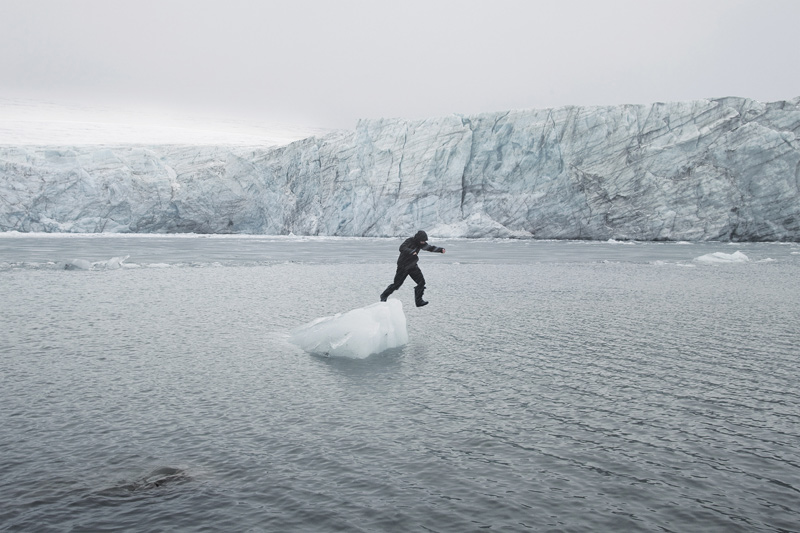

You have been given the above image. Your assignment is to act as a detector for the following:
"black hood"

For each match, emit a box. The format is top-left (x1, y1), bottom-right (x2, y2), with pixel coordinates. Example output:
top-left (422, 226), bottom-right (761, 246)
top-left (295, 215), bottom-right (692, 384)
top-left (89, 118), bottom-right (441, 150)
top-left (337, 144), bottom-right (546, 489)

top-left (414, 230), bottom-right (428, 242)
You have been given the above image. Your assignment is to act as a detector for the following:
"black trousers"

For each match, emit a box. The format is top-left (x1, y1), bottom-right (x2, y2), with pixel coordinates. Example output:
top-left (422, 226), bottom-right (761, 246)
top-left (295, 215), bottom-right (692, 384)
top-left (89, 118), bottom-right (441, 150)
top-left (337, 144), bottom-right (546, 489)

top-left (391, 265), bottom-right (425, 291)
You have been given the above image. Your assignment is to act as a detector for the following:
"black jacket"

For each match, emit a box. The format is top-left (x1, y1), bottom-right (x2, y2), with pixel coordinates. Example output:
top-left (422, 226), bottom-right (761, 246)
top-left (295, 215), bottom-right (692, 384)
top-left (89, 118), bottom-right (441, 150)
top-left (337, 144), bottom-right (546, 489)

top-left (397, 231), bottom-right (444, 271)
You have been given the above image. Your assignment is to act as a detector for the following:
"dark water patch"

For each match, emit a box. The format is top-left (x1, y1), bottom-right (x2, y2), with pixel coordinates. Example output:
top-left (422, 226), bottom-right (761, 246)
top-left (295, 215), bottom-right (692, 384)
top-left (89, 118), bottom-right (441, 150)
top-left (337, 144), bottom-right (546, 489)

top-left (94, 467), bottom-right (192, 500)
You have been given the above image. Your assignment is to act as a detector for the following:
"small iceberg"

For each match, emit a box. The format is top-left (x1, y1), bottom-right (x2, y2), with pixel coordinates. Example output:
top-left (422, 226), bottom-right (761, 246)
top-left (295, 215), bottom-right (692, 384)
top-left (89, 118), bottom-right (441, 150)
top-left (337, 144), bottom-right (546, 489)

top-left (101, 255), bottom-right (130, 270)
top-left (64, 258), bottom-right (93, 270)
top-left (694, 251), bottom-right (750, 264)
top-left (64, 255), bottom-right (130, 270)
top-left (289, 300), bottom-right (408, 358)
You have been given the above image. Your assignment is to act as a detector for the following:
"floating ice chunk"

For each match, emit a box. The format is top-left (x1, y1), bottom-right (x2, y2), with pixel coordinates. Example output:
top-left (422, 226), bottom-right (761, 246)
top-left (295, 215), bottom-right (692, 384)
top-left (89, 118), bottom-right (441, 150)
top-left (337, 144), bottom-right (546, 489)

top-left (65, 258), bottom-right (92, 270)
top-left (694, 251), bottom-right (750, 263)
top-left (100, 255), bottom-right (129, 269)
top-left (289, 300), bottom-right (408, 358)
top-left (64, 255), bottom-right (130, 270)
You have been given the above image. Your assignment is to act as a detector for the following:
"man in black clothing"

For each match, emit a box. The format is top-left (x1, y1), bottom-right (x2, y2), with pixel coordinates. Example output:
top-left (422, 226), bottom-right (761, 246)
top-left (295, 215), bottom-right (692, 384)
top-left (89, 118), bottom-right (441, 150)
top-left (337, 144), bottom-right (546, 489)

top-left (380, 230), bottom-right (445, 307)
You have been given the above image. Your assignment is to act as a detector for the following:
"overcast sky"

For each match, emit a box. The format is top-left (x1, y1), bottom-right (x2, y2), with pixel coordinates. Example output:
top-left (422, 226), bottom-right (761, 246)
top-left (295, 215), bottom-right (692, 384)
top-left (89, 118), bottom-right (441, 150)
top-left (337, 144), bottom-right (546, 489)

top-left (1, 0), bottom-right (798, 131)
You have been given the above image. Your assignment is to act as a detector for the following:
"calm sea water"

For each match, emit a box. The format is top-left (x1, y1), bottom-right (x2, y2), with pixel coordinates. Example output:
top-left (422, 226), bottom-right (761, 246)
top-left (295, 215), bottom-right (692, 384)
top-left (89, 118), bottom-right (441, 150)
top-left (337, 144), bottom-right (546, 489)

top-left (1, 235), bottom-right (799, 532)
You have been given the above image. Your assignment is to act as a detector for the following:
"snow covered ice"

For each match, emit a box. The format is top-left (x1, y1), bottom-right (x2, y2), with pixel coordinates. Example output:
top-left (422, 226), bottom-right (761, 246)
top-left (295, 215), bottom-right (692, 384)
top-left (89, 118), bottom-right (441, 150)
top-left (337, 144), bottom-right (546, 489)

top-left (289, 300), bottom-right (408, 358)
top-left (1, 97), bottom-right (799, 241)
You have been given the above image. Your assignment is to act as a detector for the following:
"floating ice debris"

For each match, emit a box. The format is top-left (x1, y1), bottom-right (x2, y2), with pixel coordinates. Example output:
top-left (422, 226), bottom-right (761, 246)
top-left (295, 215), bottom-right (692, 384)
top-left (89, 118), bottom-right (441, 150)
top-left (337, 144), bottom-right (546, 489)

top-left (694, 251), bottom-right (750, 263)
top-left (64, 258), bottom-right (92, 270)
top-left (102, 255), bottom-right (129, 269)
top-left (289, 300), bottom-right (408, 358)
top-left (64, 255), bottom-right (130, 270)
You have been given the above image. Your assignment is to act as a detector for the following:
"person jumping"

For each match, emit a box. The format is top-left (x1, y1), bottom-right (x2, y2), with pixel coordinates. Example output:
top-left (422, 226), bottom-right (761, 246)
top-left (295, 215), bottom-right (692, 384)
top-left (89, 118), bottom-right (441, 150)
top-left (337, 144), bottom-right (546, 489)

top-left (380, 230), bottom-right (445, 307)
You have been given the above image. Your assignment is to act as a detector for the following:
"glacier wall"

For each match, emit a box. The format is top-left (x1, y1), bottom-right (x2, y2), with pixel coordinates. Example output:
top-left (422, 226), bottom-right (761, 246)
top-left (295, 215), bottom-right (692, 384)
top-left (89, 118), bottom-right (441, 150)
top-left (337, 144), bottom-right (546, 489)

top-left (1, 97), bottom-right (799, 240)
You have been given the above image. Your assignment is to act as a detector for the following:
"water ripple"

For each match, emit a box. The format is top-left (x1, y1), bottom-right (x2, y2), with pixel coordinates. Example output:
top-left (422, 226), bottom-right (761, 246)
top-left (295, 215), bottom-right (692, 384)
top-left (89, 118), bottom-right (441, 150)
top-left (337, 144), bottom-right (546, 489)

top-left (1, 248), bottom-right (799, 531)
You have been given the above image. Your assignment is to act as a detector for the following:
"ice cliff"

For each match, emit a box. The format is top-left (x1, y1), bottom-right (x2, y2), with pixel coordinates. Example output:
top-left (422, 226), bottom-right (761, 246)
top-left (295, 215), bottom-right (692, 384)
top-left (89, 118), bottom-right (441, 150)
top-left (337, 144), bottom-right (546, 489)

top-left (1, 97), bottom-right (799, 240)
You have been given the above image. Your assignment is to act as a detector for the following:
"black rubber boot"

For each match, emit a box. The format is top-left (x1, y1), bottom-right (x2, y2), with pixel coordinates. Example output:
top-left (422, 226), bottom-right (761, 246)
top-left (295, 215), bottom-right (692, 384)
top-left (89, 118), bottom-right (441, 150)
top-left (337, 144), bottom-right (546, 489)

top-left (380, 285), bottom-right (395, 302)
top-left (414, 285), bottom-right (428, 307)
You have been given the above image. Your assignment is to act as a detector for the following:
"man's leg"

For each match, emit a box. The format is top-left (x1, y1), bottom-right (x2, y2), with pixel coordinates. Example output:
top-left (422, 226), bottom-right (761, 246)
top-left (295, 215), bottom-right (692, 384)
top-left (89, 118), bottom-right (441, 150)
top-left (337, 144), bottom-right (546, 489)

top-left (408, 266), bottom-right (428, 307)
top-left (381, 268), bottom-right (409, 301)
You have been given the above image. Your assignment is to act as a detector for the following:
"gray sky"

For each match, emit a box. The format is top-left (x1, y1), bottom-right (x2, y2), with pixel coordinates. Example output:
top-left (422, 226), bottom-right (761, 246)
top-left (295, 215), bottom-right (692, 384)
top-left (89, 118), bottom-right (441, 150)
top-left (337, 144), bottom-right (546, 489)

top-left (1, 0), bottom-right (798, 131)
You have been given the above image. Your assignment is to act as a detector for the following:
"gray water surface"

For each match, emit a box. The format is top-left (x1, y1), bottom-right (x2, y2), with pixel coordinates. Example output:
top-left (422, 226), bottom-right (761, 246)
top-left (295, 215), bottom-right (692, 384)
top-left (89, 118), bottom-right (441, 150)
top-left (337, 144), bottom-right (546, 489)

top-left (1, 236), bottom-right (799, 532)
